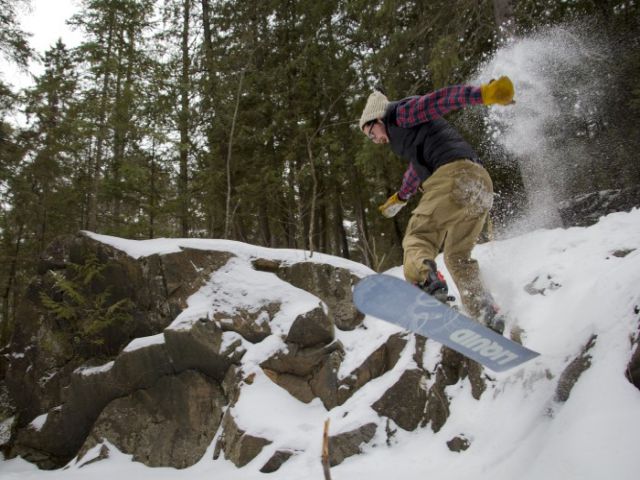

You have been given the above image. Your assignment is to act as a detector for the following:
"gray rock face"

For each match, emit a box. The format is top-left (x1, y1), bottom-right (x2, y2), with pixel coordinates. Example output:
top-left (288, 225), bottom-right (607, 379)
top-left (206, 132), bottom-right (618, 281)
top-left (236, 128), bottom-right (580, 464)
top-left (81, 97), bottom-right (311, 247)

top-left (558, 186), bottom-right (640, 227)
top-left (372, 369), bottom-right (429, 431)
top-left (0, 232), bottom-right (496, 473)
top-left (3, 233), bottom-right (232, 434)
top-left (261, 340), bottom-right (345, 409)
top-left (627, 317), bottom-right (640, 391)
top-left (423, 349), bottom-right (486, 433)
top-left (164, 318), bottom-right (246, 381)
top-left (328, 423), bottom-right (378, 467)
top-left (337, 333), bottom-right (407, 405)
top-left (447, 435), bottom-right (470, 452)
top-left (286, 305), bottom-right (334, 347)
top-left (79, 370), bottom-right (225, 468)
top-left (627, 349), bottom-right (640, 390)
top-left (214, 411), bottom-right (272, 468)
top-left (257, 260), bottom-right (363, 330)
top-left (2, 233), bottom-right (374, 471)
top-left (555, 335), bottom-right (596, 403)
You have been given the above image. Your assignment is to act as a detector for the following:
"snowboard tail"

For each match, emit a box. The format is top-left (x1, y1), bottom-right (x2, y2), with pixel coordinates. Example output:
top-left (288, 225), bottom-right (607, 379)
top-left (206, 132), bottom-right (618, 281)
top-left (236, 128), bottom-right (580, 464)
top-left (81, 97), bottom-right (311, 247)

top-left (353, 274), bottom-right (539, 372)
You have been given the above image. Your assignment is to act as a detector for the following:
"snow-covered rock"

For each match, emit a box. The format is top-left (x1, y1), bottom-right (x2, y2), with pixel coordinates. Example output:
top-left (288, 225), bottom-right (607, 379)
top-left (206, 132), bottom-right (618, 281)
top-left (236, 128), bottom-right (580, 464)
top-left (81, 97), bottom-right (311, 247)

top-left (1, 209), bottom-right (639, 480)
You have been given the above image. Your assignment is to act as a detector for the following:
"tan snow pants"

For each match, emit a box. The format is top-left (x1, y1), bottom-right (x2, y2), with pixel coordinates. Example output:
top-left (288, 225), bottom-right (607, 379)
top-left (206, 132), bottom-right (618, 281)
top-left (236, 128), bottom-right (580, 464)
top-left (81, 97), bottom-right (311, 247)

top-left (402, 159), bottom-right (493, 319)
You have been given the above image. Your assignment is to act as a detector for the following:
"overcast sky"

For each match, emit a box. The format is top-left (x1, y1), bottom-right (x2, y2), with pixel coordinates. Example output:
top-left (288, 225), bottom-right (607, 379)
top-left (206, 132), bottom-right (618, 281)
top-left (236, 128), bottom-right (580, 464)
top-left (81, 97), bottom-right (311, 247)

top-left (1, 0), bottom-right (82, 89)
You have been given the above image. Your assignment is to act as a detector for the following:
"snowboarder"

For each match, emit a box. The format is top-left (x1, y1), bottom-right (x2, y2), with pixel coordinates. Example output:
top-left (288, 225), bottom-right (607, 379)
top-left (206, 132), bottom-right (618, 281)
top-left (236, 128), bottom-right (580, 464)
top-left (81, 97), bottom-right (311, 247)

top-left (359, 77), bottom-right (515, 333)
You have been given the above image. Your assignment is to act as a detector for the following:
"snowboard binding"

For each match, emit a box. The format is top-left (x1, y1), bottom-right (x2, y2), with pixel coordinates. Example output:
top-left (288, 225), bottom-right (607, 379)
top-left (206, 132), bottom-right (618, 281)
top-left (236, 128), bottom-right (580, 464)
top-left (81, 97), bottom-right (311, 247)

top-left (417, 260), bottom-right (456, 305)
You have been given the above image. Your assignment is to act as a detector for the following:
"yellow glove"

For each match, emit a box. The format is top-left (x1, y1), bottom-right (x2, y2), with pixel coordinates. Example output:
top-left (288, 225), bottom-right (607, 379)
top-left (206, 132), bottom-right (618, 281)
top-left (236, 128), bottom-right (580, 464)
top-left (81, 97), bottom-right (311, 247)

top-left (481, 76), bottom-right (515, 105)
top-left (379, 192), bottom-right (407, 218)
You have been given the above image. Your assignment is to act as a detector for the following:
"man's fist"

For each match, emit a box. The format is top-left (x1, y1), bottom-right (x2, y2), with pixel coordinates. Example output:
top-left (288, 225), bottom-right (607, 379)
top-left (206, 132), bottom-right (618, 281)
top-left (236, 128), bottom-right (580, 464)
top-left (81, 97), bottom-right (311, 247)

top-left (379, 192), bottom-right (407, 218)
top-left (481, 76), bottom-right (515, 105)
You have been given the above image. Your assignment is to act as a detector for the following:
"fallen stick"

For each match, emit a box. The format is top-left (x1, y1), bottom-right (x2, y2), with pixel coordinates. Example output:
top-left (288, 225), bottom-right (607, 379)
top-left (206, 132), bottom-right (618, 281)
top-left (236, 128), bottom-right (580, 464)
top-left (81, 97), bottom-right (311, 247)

top-left (322, 419), bottom-right (332, 480)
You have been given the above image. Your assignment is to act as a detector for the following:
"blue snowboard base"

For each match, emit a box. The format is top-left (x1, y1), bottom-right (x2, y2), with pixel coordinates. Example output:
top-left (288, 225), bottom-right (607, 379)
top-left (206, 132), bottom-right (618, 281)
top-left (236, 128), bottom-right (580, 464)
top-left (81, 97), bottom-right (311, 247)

top-left (353, 274), bottom-right (539, 372)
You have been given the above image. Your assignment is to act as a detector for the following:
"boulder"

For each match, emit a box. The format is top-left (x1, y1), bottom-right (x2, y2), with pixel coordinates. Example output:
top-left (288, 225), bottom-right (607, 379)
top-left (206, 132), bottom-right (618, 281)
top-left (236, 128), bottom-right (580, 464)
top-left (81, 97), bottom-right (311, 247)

top-left (447, 435), bottom-right (470, 452)
top-left (214, 411), bottom-right (272, 468)
top-left (261, 341), bottom-right (344, 378)
top-left (260, 449), bottom-right (296, 473)
top-left (215, 303), bottom-right (278, 343)
top-left (261, 341), bottom-right (345, 407)
top-left (8, 301), bottom-right (246, 468)
top-left (4, 232), bottom-right (233, 436)
top-left (558, 186), bottom-right (640, 228)
top-left (78, 370), bottom-right (225, 468)
top-left (329, 423), bottom-right (377, 466)
top-left (555, 335), bottom-right (596, 402)
top-left (164, 319), bottom-right (245, 381)
top-left (372, 369), bottom-right (428, 431)
top-left (286, 305), bottom-right (334, 347)
top-left (627, 321), bottom-right (640, 391)
top-left (423, 348), bottom-right (486, 433)
top-left (627, 348), bottom-right (640, 390)
top-left (77, 443), bottom-right (110, 468)
top-left (259, 261), bottom-right (363, 330)
top-left (11, 340), bottom-right (176, 467)
top-left (310, 349), bottom-right (343, 409)
top-left (263, 369), bottom-right (315, 403)
top-left (337, 333), bottom-right (407, 405)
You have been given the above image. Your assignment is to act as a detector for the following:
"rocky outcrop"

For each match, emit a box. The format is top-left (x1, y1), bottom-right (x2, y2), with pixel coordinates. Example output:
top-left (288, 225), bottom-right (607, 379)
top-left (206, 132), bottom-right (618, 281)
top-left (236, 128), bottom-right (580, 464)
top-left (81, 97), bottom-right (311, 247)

top-left (261, 340), bottom-right (344, 409)
top-left (423, 349), bottom-right (486, 433)
top-left (627, 347), bottom-right (640, 390)
top-left (447, 435), bottom-right (470, 452)
top-left (213, 411), bottom-right (272, 468)
top-left (558, 187), bottom-right (640, 227)
top-left (328, 423), bottom-right (377, 466)
top-left (0, 232), bottom-right (493, 473)
top-left (286, 305), bottom-right (334, 347)
top-left (254, 260), bottom-right (363, 331)
top-left (555, 335), bottom-right (596, 402)
top-left (78, 370), bottom-right (225, 468)
top-left (3, 233), bottom-right (231, 433)
top-left (372, 369), bottom-right (429, 431)
top-left (337, 333), bottom-right (407, 405)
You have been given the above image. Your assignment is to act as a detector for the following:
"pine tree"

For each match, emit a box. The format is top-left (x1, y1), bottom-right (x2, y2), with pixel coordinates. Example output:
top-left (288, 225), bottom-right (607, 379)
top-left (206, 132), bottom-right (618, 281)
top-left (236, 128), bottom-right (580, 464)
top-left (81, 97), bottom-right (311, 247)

top-left (70, 0), bottom-right (156, 235)
top-left (0, 0), bottom-right (33, 68)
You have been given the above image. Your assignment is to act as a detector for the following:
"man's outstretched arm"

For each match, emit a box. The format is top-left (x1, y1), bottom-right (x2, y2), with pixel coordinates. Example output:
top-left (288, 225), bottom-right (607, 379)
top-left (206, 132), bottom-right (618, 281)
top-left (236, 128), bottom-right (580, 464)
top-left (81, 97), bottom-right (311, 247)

top-left (395, 77), bottom-right (514, 127)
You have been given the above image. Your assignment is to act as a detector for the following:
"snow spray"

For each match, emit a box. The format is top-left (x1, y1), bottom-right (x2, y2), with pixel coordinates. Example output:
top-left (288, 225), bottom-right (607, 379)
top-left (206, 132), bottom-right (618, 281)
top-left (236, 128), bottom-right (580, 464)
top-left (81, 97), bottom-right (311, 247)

top-left (472, 25), bottom-right (610, 234)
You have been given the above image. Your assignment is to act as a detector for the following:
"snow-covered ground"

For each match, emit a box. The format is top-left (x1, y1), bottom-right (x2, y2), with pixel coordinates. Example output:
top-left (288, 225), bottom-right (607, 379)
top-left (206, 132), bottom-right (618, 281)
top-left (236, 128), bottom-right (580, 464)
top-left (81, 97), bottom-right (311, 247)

top-left (2, 209), bottom-right (640, 480)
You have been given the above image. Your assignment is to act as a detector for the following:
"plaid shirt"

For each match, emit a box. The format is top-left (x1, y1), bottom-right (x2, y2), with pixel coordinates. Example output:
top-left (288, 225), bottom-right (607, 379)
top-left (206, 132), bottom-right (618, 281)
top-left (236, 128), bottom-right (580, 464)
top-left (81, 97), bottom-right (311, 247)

top-left (396, 85), bottom-right (483, 200)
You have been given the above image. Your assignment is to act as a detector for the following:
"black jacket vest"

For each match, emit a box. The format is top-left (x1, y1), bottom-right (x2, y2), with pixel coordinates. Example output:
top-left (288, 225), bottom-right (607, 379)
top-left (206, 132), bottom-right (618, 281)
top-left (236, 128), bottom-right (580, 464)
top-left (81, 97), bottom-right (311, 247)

top-left (383, 98), bottom-right (480, 181)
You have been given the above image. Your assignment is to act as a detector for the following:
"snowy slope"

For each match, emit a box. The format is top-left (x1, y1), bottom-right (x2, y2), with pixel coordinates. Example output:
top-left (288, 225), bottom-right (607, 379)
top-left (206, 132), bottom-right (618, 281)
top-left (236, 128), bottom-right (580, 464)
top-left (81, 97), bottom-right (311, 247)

top-left (2, 209), bottom-right (639, 480)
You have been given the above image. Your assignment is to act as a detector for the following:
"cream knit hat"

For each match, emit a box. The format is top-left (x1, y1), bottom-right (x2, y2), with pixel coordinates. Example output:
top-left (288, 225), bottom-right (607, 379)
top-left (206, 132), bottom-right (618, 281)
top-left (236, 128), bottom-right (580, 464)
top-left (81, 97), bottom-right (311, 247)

top-left (359, 90), bottom-right (389, 132)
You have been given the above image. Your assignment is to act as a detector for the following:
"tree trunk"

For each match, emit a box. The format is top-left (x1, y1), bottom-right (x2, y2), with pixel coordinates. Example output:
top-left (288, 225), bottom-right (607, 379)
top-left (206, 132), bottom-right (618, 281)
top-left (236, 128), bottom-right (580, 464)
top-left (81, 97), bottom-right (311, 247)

top-left (178, 0), bottom-right (191, 237)
top-left (334, 188), bottom-right (350, 259)
top-left (224, 68), bottom-right (245, 239)
top-left (201, 0), bottom-right (219, 237)
top-left (87, 11), bottom-right (116, 231)
top-left (0, 223), bottom-right (24, 344)
top-left (258, 199), bottom-right (272, 247)
top-left (111, 24), bottom-right (136, 222)
top-left (148, 139), bottom-right (158, 239)
top-left (200, 0), bottom-right (215, 76)
top-left (306, 137), bottom-right (318, 256)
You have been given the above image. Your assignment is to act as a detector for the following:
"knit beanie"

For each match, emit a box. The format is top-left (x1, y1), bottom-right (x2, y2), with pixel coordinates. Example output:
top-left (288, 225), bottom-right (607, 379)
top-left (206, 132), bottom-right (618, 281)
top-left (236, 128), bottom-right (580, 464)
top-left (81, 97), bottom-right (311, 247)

top-left (359, 90), bottom-right (389, 132)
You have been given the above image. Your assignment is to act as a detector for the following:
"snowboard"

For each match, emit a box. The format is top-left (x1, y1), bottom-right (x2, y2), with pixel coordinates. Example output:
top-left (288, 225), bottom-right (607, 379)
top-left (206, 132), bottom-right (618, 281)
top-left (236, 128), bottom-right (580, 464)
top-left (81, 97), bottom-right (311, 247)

top-left (352, 274), bottom-right (539, 372)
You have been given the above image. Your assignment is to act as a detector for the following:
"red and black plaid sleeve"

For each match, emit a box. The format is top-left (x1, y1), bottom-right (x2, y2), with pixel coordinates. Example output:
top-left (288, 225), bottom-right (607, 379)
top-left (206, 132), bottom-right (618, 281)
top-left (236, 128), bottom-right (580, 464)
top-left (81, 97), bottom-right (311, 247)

top-left (398, 163), bottom-right (422, 200)
top-left (395, 85), bottom-right (483, 127)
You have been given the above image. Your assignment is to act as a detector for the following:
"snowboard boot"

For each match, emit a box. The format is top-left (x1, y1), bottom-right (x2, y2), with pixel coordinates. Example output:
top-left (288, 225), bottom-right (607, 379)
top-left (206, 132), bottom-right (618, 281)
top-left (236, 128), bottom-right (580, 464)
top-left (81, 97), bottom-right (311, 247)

top-left (417, 260), bottom-right (452, 304)
top-left (479, 294), bottom-right (506, 334)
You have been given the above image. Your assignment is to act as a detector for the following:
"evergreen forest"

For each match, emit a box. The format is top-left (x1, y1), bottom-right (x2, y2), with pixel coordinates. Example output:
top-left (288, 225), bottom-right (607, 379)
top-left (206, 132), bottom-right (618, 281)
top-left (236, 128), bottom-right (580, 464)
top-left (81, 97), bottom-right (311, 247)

top-left (1, 0), bottom-right (639, 342)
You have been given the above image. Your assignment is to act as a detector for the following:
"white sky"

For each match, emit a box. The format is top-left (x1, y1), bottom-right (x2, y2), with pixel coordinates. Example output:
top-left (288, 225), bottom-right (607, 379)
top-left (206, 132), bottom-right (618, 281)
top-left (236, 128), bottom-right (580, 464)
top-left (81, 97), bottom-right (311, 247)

top-left (0, 0), bottom-right (82, 89)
